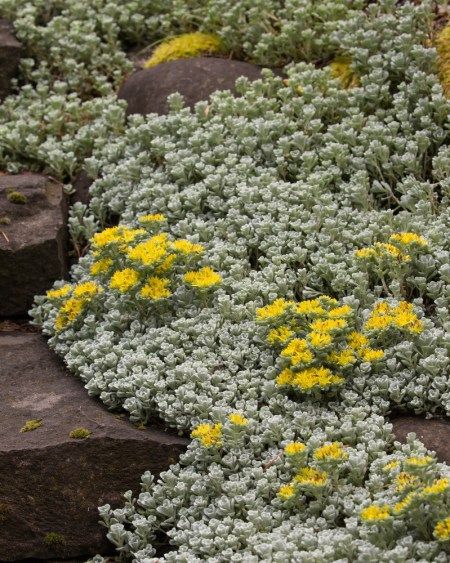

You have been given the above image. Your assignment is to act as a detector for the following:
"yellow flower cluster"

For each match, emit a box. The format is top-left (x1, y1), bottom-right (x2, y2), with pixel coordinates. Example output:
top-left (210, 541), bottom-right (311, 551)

top-left (436, 23), bottom-right (450, 98)
top-left (364, 301), bottom-right (423, 334)
top-left (313, 442), bottom-right (348, 462)
top-left (256, 298), bottom-right (291, 320)
top-left (361, 455), bottom-right (448, 539)
top-left (51, 281), bottom-right (102, 331)
top-left (191, 422), bottom-right (223, 447)
top-left (228, 413), bottom-right (248, 426)
top-left (46, 284), bottom-right (72, 299)
top-left (184, 266), bottom-right (222, 288)
top-left (294, 466), bottom-right (329, 487)
top-left (284, 442), bottom-right (307, 456)
top-left (278, 440), bottom-right (349, 502)
top-left (144, 32), bottom-right (223, 68)
top-left (110, 268), bottom-right (140, 292)
top-left (389, 232), bottom-right (428, 247)
top-left (434, 516), bottom-right (450, 542)
top-left (47, 221), bottom-right (222, 331)
top-left (258, 295), bottom-right (396, 394)
top-left (92, 226), bottom-right (146, 249)
top-left (355, 232), bottom-right (427, 265)
top-left (360, 504), bottom-right (391, 522)
top-left (139, 277), bottom-right (172, 300)
top-left (138, 213), bottom-right (166, 224)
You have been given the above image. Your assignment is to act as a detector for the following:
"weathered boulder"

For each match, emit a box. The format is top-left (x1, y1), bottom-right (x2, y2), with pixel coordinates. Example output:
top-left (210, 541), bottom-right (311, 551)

top-left (0, 333), bottom-right (189, 560)
top-left (391, 415), bottom-right (450, 464)
top-left (0, 173), bottom-right (68, 316)
top-left (118, 56), bottom-right (266, 116)
top-left (0, 19), bottom-right (22, 101)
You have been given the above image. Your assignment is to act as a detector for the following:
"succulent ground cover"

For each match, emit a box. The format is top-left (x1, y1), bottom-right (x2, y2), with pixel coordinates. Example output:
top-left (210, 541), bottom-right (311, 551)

top-left (1, 0), bottom-right (449, 561)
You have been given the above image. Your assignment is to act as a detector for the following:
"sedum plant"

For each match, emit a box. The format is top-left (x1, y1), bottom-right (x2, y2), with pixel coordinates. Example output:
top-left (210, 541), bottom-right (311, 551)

top-left (15, 0), bottom-right (450, 560)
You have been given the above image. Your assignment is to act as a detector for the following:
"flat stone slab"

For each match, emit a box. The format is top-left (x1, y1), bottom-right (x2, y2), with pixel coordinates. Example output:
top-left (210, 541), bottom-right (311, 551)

top-left (391, 415), bottom-right (450, 464)
top-left (0, 19), bottom-right (22, 101)
top-left (0, 333), bottom-right (188, 560)
top-left (0, 173), bottom-right (68, 316)
top-left (118, 56), bottom-right (266, 116)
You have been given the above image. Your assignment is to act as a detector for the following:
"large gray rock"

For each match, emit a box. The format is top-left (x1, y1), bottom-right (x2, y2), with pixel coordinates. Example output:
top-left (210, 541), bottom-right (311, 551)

top-left (0, 173), bottom-right (68, 316)
top-left (391, 415), bottom-right (450, 464)
top-left (0, 19), bottom-right (22, 101)
top-left (118, 56), bottom-right (266, 116)
top-left (0, 333), bottom-right (189, 560)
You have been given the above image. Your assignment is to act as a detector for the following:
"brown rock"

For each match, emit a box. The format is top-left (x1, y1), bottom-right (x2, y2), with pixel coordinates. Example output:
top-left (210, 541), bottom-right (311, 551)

top-left (70, 169), bottom-right (93, 206)
top-left (0, 19), bottom-right (22, 101)
top-left (0, 173), bottom-right (68, 316)
top-left (117, 56), bottom-right (266, 116)
top-left (391, 415), bottom-right (450, 464)
top-left (0, 333), bottom-right (189, 560)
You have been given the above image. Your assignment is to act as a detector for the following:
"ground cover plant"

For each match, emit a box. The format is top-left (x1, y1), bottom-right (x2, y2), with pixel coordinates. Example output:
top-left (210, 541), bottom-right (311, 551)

top-left (1, 0), bottom-right (449, 561)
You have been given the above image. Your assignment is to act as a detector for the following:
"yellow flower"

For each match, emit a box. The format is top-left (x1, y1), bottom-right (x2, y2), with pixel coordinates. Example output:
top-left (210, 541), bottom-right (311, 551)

top-left (436, 22), bottom-right (450, 98)
top-left (313, 442), bottom-right (348, 462)
top-left (360, 504), bottom-right (391, 522)
top-left (110, 268), bottom-right (140, 292)
top-left (434, 517), bottom-right (450, 542)
top-left (278, 483), bottom-right (296, 500)
top-left (54, 297), bottom-right (85, 331)
top-left (47, 284), bottom-right (72, 299)
top-left (294, 467), bottom-right (328, 487)
top-left (191, 422), bottom-right (222, 447)
top-left (144, 33), bottom-right (222, 68)
top-left (138, 213), bottom-right (166, 224)
top-left (389, 232), bottom-right (427, 247)
top-left (256, 298), bottom-right (291, 321)
top-left (382, 460), bottom-right (400, 472)
top-left (364, 301), bottom-right (422, 335)
top-left (228, 413), bottom-right (248, 426)
top-left (360, 348), bottom-right (385, 362)
top-left (347, 331), bottom-right (369, 350)
top-left (276, 368), bottom-right (295, 386)
top-left (310, 318), bottom-right (347, 332)
top-left (308, 332), bottom-right (333, 348)
top-left (327, 348), bottom-right (355, 367)
top-left (374, 242), bottom-right (410, 262)
top-left (291, 366), bottom-right (345, 391)
top-left (295, 299), bottom-right (325, 316)
top-left (127, 233), bottom-right (168, 266)
top-left (404, 456), bottom-right (434, 468)
top-left (184, 267), bottom-right (222, 288)
top-left (140, 277), bottom-right (172, 300)
top-left (423, 478), bottom-right (449, 497)
top-left (92, 226), bottom-right (145, 248)
top-left (284, 442), bottom-right (307, 456)
top-left (172, 239), bottom-right (204, 254)
top-left (90, 258), bottom-right (113, 276)
top-left (156, 253), bottom-right (177, 274)
top-left (73, 281), bottom-right (102, 298)
top-left (395, 472), bottom-right (419, 492)
top-left (355, 247), bottom-right (376, 259)
top-left (267, 325), bottom-right (294, 345)
top-left (328, 305), bottom-right (352, 318)
top-left (393, 491), bottom-right (418, 514)
top-left (281, 338), bottom-right (314, 366)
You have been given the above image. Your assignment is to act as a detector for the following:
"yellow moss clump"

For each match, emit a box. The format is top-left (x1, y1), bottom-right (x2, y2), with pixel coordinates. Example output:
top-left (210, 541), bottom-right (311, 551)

top-left (144, 33), bottom-right (223, 68)
top-left (20, 419), bottom-right (43, 433)
top-left (436, 23), bottom-right (450, 98)
top-left (69, 427), bottom-right (92, 439)
top-left (329, 56), bottom-right (360, 89)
